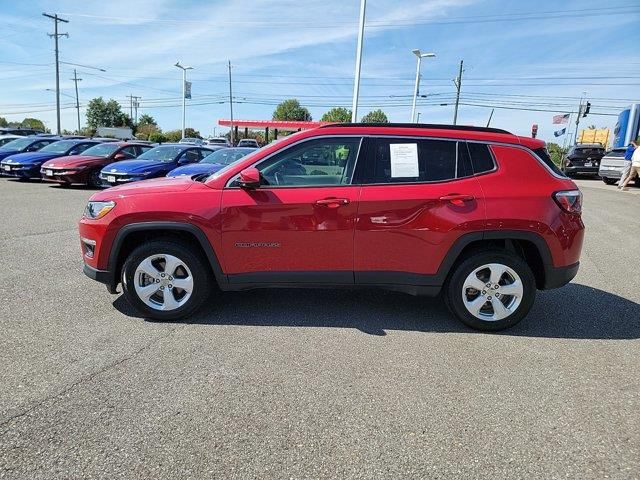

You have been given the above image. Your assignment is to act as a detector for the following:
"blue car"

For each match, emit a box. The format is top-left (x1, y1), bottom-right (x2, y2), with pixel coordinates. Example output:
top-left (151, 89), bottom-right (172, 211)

top-left (99, 144), bottom-right (214, 186)
top-left (1, 139), bottom-right (100, 179)
top-left (167, 147), bottom-right (257, 177)
top-left (0, 136), bottom-right (61, 166)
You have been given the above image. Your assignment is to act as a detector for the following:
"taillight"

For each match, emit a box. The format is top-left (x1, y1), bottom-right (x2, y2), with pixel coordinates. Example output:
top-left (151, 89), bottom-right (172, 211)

top-left (553, 190), bottom-right (582, 214)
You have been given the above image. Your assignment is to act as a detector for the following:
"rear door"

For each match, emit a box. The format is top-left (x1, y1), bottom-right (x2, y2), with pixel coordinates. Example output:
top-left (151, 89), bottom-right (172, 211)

top-left (220, 136), bottom-right (363, 283)
top-left (353, 137), bottom-right (487, 285)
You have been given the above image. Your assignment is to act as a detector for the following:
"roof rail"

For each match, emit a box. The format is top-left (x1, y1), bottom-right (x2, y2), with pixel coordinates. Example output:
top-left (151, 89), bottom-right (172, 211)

top-left (320, 123), bottom-right (512, 135)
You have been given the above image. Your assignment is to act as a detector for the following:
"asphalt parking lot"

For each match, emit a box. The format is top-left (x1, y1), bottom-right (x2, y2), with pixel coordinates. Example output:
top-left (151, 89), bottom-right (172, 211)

top-left (0, 177), bottom-right (638, 479)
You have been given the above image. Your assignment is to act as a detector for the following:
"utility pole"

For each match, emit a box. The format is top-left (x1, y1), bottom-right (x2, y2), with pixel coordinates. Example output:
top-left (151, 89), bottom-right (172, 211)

top-left (126, 95), bottom-right (142, 124)
top-left (573, 92), bottom-right (587, 145)
top-left (351, 0), bottom-right (366, 123)
top-left (43, 13), bottom-right (69, 135)
top-left (453, 59), bottom-right (464, 125)
top-left (71, 69), bottom-right (82, 133)
top-left (228, 60), bottom-right (234, 145)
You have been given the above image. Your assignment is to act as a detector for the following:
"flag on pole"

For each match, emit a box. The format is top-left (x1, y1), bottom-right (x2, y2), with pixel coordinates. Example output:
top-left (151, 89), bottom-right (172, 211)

top-left (184, 81), bottom-right (192, 99)
top-left (554, 128), bottom-right (566, 137)
top-left (552, 113), bottom-right (570, 124)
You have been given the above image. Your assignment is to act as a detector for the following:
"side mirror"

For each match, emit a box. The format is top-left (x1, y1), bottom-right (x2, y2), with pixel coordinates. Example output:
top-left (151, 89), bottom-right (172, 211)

top-left (238, 167), bottom-right (260, 189)
top-left (113, 152), bottom-right (128, 161)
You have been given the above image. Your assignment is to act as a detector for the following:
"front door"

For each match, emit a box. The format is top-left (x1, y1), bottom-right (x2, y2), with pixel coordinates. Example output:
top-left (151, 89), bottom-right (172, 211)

top-left (220, 136), bottom-right (363, 284)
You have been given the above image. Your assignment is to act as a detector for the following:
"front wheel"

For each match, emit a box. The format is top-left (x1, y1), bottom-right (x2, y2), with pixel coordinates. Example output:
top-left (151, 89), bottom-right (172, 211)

top-left (445, 250), bottom-right (536, 331)
top-left (121, 240), bottom-right (213, 320)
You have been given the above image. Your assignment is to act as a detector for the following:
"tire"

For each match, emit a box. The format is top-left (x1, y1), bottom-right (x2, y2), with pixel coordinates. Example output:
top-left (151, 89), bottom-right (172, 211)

top-left (444, 249), bottom-right (536, 331)
top-left (602, 177), bottom-right (617, 185)
top-left (88, 169), bottom-right (102, 188)
top-left (121, 240), bottom-right (213, 321)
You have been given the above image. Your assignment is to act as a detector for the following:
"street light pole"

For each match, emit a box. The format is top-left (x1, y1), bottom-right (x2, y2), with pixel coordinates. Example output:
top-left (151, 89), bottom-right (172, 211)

top-left (411, 49), bottom-right (435, 123)
top-left (351, 0), bottom-right (366, 123)
top-left (71, 69), bottom-right (82, 133)
top-left (228, 60), bottom-right (234, 145)
top-left (175, 61), bottom-right (193, 140)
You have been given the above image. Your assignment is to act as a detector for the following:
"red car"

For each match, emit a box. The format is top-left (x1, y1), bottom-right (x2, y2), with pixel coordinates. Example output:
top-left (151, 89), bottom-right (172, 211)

top-left (41, 142), bottom-right (153, 187)
top-left (79, 124), bottom-right (584, 331)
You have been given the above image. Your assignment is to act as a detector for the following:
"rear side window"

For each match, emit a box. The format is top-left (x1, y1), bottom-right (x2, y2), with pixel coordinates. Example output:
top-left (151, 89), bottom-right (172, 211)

top-left (533, 147), bottom-right (566, 177)
top-left (366, 138), bottom-right (473, 184)
top-left (466, 142), bottom-right (495, 174)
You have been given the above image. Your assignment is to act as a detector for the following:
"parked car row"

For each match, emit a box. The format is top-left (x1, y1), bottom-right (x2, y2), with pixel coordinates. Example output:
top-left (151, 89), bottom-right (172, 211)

top-left (561, 143), bottom-right (639, 186)
top-left (0, 135), bottom-right (257, 187)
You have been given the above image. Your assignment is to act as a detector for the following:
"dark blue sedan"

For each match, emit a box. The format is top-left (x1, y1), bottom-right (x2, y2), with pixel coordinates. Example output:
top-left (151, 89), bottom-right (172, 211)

top-left (166, 147), bottom-right (257, 177)
top-left (1, 139), bottom-right (100, 179)
top-left (0, 136), bottom-right (61, 164)
top-left (99, 144), bottom-right (214, 186)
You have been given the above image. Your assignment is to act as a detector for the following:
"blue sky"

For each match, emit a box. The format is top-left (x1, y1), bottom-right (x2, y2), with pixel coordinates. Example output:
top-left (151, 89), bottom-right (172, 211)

top-left (1, 0), bottom-right (639, 143)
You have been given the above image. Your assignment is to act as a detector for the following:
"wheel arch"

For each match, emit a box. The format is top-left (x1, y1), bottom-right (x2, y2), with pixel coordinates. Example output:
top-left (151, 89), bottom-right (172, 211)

top-left (108, 222), bottom-right (226, 290)
top-left (437, 230), bottom-right (553, 289)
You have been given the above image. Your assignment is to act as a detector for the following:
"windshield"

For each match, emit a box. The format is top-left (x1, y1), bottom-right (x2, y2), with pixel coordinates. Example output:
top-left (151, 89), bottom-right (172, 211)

top-left (202, 148), bottom-right (253, 165)
top-left (136, 145), bottom-right (184, 162)
top-left (604, 150), bottom-right (626, 158)
top-left (0, 137), bottom-right (34, 151)
top-left (207, 148), bottom-right (262, 180)
top-left (208, 139), bottom-right (227, 144)
top-left (39, 140), bottom-right (80, 154)
top-left (80, 143), bottom-right (120, 157)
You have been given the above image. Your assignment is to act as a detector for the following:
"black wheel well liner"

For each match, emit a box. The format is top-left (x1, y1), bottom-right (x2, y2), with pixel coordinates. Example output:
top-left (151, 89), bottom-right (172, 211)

top-left (437, 230), bottom-right (552, 289)
top-left (108, 222), bottom-right (226, 288)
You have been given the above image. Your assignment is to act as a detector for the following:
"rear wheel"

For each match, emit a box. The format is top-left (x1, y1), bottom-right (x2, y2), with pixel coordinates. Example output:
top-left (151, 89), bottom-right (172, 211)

top-left (602, 177), bottom-right (617, 185)
top-left (121, 240), bottom-right (213, 320)
top-left (445, 250), bottom-right (536, 331)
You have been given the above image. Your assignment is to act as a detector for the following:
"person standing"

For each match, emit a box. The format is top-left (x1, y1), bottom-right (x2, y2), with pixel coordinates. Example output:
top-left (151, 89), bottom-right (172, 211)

top-left (618, 141), bottom-right (636, 188)
top-left (619, 141), bottom-right (640, 191)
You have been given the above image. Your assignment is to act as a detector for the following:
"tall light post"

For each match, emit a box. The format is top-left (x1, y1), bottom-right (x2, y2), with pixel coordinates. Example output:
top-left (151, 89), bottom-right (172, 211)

top-left (175, 61), bottom-right (193, 139)
top-left (351, 0), bottom-right (366, 123)
top-left (410, 49), bottom-right (435, 123)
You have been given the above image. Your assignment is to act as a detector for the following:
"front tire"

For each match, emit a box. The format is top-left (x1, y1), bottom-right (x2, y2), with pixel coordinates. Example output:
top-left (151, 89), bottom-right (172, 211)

top-left (121, 240), bottom-right (213, 321)
top-left (445, 250), bottom-right (536, 331)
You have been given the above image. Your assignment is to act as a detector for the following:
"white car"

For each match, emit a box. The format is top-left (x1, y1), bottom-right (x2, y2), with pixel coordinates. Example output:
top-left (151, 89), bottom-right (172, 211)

top-left (205, 137), bottom-right (230, 147)
top-left (0, 134), bottom-right (22, 148)
top-left (179, 137), bottom-right (204, 146)
top-left (237, 138), bottom-right (260, 148)
top-left (598, 147), bottom-right (629, 185)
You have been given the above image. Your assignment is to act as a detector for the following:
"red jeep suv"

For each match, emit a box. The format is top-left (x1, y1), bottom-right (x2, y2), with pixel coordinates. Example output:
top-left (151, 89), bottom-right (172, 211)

top-left (79, 124), bottom-right (584, 331)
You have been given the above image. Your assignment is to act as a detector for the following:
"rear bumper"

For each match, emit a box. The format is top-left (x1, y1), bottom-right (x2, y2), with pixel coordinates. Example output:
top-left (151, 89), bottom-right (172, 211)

top-left (83, 263), bottom-right (118, 294)
top-left (564, 166), bottom-right (599, 175)
top-left (542, 262), bottom-right (579, 290)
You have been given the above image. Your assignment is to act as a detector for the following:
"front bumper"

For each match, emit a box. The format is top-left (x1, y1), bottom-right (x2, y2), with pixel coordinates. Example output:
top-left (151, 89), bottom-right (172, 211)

top-left (83, 263), bottom-right (118, 294)
top-left (1, 163), bottom-right (41, 178)
top-left (41, 168), bottom-right (90, 184)
top-left (99, 173), bottom-right (146, 186)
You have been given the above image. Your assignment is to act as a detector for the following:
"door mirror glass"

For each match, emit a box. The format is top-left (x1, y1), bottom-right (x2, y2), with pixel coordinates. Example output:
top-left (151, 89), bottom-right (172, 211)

top-left (238, 167), bottom-right (260, 189)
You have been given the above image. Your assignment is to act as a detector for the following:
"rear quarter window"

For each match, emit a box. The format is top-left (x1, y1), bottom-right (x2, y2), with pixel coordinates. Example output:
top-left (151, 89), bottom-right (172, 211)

top-left (467, 143), bottom-right (495, 174)
top-left (533, 147), bottom-right (566, 177)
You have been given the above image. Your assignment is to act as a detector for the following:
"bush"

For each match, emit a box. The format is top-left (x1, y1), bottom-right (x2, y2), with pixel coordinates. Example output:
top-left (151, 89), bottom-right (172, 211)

top-left (148, 131), bottom-right (168, 143)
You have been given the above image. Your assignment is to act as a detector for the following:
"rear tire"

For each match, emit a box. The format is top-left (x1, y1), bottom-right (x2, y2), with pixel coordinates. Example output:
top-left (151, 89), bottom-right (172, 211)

top-left (121, 240), bottom-right (213, 321)
top-left (602, 177), bottom-right (617, 185)
top-left (445, 250), bottom-right (536, 331)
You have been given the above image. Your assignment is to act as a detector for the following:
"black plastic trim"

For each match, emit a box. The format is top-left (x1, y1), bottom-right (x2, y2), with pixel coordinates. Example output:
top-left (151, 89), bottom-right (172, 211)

top-left (542, 262), bottom-right (579, 290)
top-left (228, 271), bottom-right (353, 284)
top-left (107, 221), bottom-right (227, 287)
top-left (83, 263), bottom-right (118, 294)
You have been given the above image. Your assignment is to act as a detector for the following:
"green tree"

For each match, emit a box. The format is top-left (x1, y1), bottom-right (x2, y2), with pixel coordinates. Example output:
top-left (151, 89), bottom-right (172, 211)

top-left (361, 109), bottom-right (389, 123)
top-left (20, 118), bottom-right (46, 131)
top-left (135, 124), bottom-right (160, 141)
top-left (138, 114), bottom-right (157, 127)
top-left (546, 142), bottom-right (567, 167)
top-left (321, 107), bottom-right (352, 123)
top-left (86, 97), bottom-right (130, 129)
top-left (0, 117), bottom-right (8, 127)
top-left (272, 99), bottom-right (312, 121)
top-left (148, 131), bottom-right (168, 143)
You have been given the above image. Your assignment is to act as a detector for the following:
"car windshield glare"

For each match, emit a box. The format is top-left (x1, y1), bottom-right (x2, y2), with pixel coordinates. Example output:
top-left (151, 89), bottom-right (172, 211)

top-left (0, 138), bottom-right (34, 150)
top-left (81, 143), bottom-right (120, 157)
top-left (136, 146), bottom-right (184, 162)
top-left (39, 140), bottom-right (79, 154)
top-left (202, 148), bottom-right (251, 165)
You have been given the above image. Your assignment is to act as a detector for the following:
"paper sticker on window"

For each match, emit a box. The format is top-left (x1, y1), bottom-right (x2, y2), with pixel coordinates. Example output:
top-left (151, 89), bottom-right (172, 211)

top-left (389, 143), bottom-right (419, 177)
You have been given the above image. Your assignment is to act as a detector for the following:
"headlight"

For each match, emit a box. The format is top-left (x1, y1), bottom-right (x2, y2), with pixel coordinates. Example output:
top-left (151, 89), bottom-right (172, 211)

top-left (84, 201), bottom-right (116, 220)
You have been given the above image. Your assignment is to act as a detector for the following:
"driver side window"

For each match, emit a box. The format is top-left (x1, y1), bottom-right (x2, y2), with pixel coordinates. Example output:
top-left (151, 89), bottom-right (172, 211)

top-left (252, 137), bottom-right (361, 187)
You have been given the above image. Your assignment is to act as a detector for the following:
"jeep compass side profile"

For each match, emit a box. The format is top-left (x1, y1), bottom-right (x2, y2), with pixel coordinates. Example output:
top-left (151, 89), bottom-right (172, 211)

top-left (79, 124), bottom-right (584, 331)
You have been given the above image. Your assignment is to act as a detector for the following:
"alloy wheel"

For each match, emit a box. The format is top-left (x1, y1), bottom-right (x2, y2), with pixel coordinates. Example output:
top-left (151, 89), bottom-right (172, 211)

top-left (461, 263), bottom-right (523, 321)
top-left (133, 254), bottom-right (194, 311)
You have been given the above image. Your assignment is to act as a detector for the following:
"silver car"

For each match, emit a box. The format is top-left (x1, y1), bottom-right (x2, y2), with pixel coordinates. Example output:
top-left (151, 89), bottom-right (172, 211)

top-left (598, 148), bottom-right (628, 185)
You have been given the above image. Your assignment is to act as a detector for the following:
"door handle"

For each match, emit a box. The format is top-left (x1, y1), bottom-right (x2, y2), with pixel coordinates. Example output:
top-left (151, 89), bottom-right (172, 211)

top-left (439, 194), bottom-right (475, 205)
top-left (315, 198), bottom-right (350, 208)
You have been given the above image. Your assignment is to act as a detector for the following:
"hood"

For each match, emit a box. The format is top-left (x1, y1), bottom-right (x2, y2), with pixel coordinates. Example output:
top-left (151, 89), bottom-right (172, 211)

top-left (91, 176), bottom-right (196, 200)
top-left (1, 151), bottom-right (62, 164)
top-left (167, 163), bottom-right (224, 177)
top-left (0, 149), bottom-right (23, 160)
top-left (102, 159), bottom-right (169, 174)
top-left (42, 155), bottom-right (103, 169)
